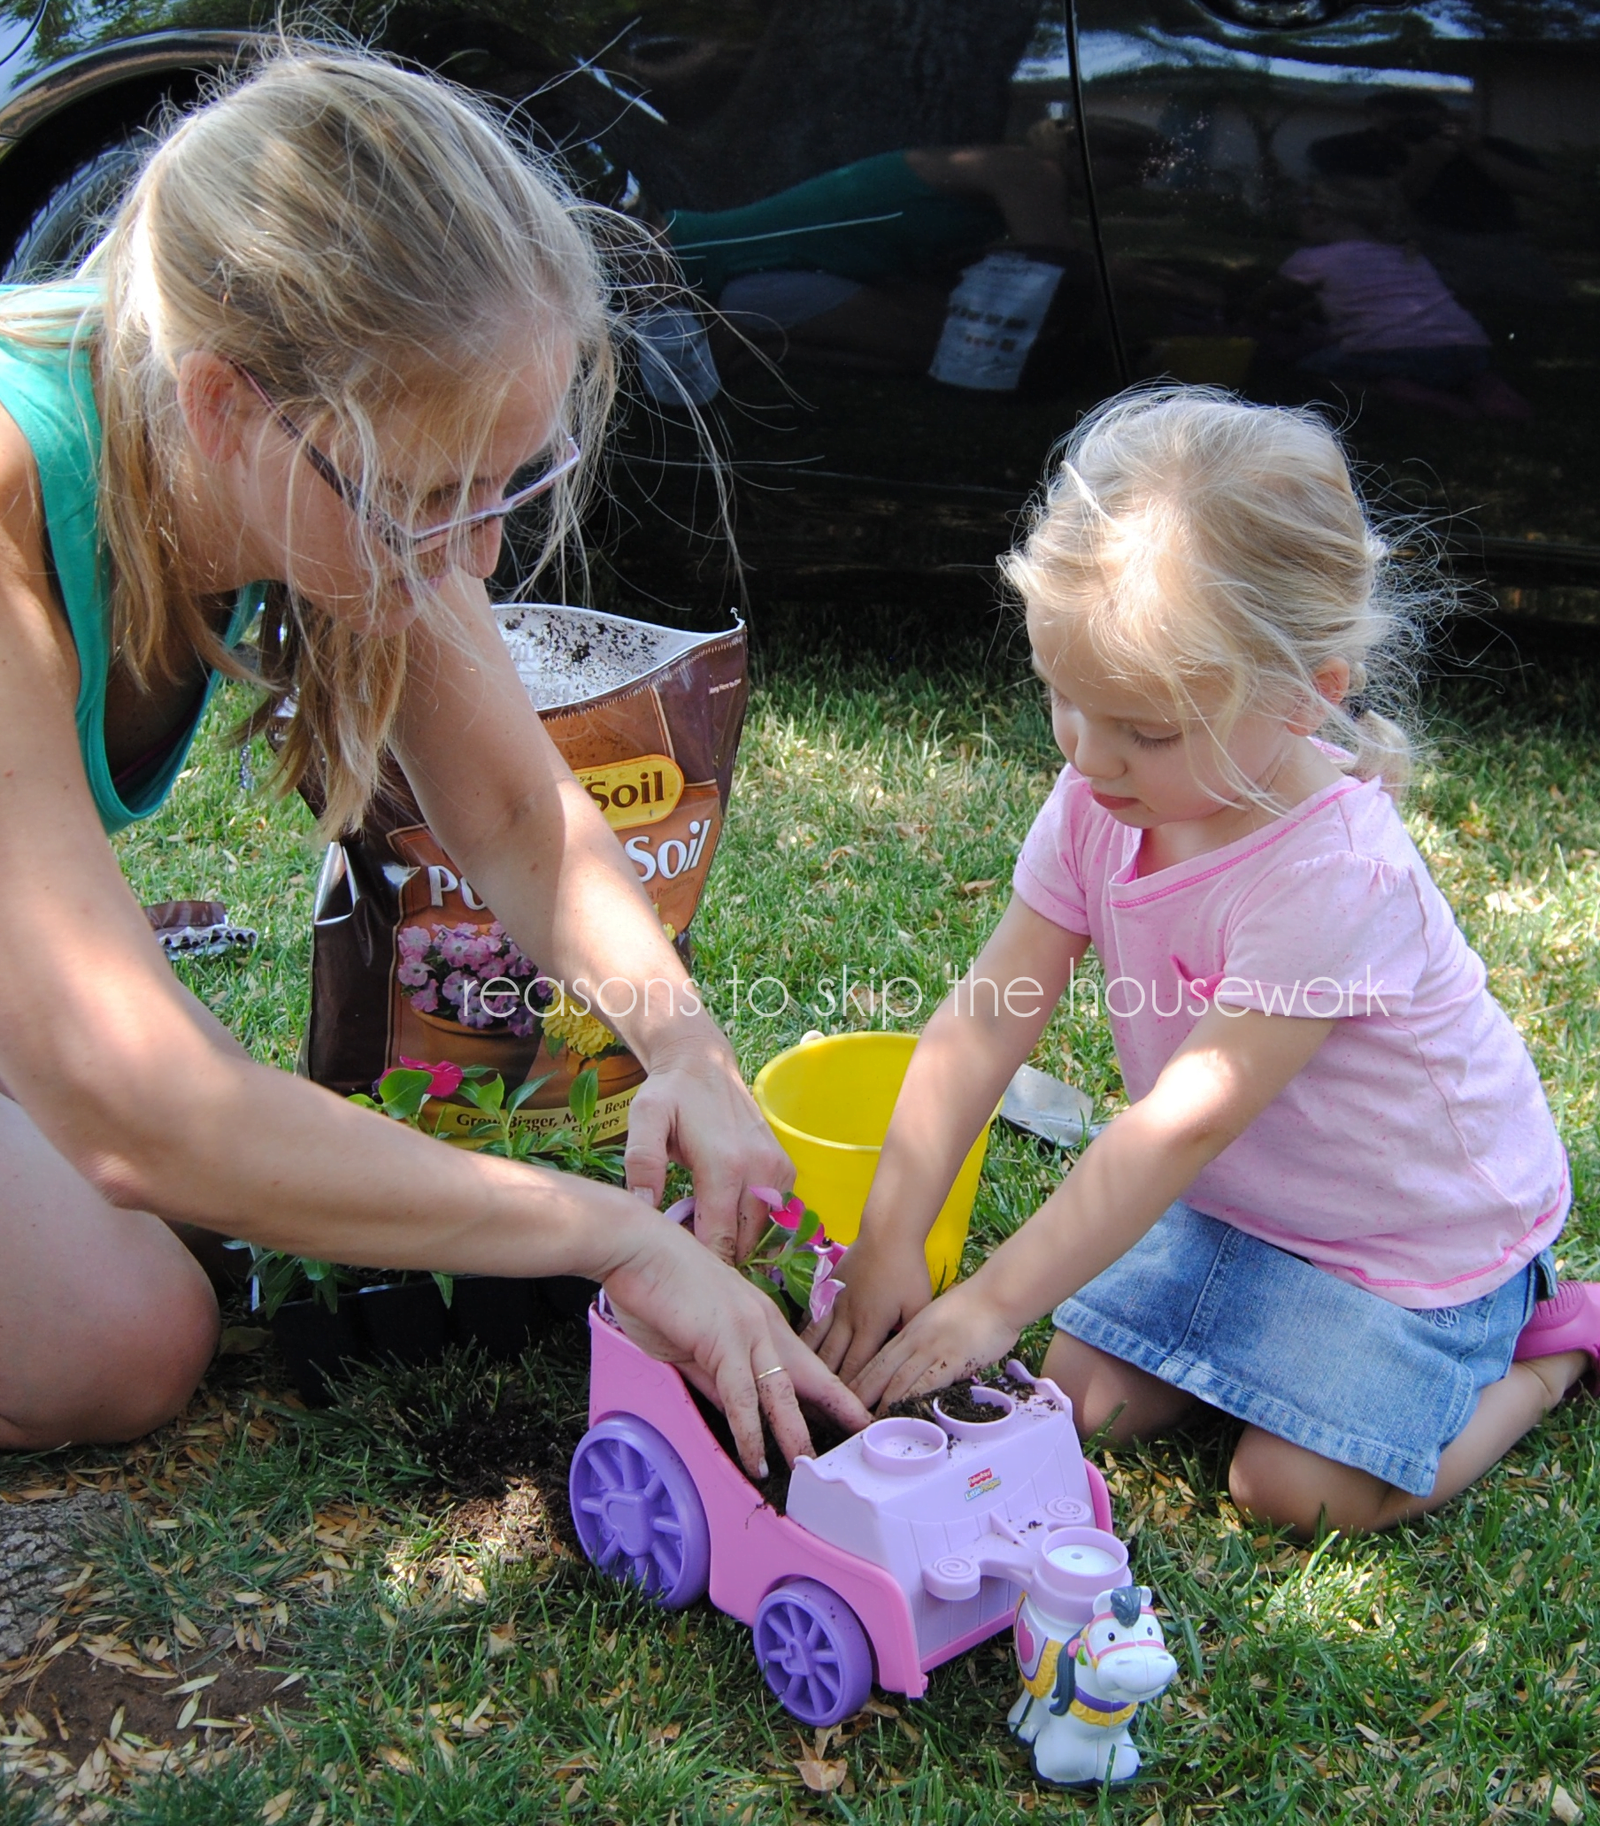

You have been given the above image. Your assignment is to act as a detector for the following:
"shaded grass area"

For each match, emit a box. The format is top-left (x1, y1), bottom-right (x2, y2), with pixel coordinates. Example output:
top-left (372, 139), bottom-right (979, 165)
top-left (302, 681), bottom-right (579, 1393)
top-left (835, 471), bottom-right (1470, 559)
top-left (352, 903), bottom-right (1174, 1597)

top-left (3, 614), bottom-right (1598, 1822)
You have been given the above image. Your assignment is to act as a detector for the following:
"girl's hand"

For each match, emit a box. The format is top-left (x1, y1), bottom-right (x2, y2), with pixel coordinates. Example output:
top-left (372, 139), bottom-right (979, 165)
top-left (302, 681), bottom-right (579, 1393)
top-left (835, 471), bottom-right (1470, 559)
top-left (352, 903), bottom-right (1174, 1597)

top-left (802, 1231), bottom-right (934, 1384)
top-left (621, 1035), bottom-right (794, 1266)
top-left (602, 1210), bottom-right (871, 1476)
top-left (849, 1280), bottom-right (1021, 1413)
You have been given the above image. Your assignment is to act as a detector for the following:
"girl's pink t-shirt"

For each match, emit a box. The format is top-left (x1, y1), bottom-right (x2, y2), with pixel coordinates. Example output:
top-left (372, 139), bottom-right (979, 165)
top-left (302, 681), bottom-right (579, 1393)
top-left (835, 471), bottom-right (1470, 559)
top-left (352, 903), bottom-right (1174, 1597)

top-left (1012, 766), bottom-right (1568, 1308)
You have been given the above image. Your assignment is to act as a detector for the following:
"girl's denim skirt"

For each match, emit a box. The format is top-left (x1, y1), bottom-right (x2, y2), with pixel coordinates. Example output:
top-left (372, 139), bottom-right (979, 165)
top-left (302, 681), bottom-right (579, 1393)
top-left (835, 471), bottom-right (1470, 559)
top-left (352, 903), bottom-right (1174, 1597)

top-left (1053, 1201), bottom-right (1554, 1496)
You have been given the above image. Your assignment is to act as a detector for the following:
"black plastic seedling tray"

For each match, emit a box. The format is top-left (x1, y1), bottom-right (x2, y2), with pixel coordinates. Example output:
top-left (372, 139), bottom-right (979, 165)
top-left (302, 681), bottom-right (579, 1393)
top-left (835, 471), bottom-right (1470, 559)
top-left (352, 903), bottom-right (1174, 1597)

top-left (271, 1273), bottom-right (596, 1404)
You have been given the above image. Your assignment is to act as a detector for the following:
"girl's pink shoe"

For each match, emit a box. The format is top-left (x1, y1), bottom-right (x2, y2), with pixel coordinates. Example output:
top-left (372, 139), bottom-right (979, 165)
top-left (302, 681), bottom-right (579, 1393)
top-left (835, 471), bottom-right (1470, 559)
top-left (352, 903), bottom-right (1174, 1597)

top-left (1512, 1282), bottom-right (1600, 1386)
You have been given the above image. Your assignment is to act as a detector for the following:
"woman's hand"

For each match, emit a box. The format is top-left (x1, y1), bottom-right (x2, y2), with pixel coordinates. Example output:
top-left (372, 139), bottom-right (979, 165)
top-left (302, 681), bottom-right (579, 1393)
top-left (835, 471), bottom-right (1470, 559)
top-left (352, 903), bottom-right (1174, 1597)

top-left (848, 1279), bottom-right (1020, 1413)
top-left (802, 1230), bottom-right (934, 1384)
top-left (622, 1033), bottom-right (793, 1266)
top-left (602, 1209), bottom-right (871, 1476)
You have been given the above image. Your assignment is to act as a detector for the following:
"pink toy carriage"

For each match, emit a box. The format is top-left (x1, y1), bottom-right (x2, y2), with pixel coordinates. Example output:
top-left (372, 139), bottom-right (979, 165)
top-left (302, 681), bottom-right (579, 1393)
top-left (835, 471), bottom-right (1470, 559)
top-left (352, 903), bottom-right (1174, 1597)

top-left (568, 1302), bottom-right (1124, 1727)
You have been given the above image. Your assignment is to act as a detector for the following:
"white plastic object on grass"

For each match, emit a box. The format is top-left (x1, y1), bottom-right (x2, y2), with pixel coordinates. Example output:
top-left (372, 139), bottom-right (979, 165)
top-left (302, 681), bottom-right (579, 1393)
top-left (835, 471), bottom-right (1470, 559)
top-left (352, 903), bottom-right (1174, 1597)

top-left (1000, 1063), bottom-right (1095, 1147)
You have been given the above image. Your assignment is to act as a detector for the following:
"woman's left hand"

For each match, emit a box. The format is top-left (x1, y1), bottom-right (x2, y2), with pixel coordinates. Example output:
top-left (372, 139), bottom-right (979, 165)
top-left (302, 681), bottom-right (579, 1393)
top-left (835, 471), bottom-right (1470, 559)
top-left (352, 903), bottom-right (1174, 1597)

top-left (622, 1034), bottom-right (793, 1266)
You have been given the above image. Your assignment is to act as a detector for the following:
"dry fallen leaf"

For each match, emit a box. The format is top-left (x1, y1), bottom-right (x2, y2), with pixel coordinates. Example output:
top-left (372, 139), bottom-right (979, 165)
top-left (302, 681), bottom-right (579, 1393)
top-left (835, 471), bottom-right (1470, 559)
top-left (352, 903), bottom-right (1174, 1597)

top-left (376, 1745), bottom-right (416, 1774)
top-left (1551, 1785), bottom-right (1583, 1825)
top-left (166, 1674), bottom-right (220, 1699)
top-left (1415, 1696), bottom-right (1448, 1727)
top-left (218, 1327), bottom-right (271, 1356)
top-left (486, 1622), bottom-right (516, 1659)
top-left (795, 1755), bottom-right (847, 1794)
top-left (959, 878), bottom-right (998, 896)
top-left (261, 1789), bottom-right (296, 1824)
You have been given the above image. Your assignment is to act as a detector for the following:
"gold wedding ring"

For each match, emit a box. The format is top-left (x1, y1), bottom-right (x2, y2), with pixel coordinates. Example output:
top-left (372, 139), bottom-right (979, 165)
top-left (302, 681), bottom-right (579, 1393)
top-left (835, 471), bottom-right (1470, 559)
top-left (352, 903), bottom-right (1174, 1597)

top-left (755, 1365), bottom-right (786, 1381)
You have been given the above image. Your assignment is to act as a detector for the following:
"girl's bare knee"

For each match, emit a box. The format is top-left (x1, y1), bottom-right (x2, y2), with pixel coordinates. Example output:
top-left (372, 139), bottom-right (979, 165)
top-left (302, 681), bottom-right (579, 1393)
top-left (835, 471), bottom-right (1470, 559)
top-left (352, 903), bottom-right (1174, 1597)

top-left (1228, 1428), bottom-right (1396, 1536)
top-left (1228, 1432), bottom-right (1327, 1534)
top-left (1043, 1330), bottom-right (1196, 1442)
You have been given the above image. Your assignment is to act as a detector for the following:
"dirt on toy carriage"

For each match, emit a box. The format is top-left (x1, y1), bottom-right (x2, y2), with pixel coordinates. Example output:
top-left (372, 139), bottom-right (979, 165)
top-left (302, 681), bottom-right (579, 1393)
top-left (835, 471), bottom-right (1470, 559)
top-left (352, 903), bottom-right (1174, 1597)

top-left (884, 1370), bottom-right (1035, 1429)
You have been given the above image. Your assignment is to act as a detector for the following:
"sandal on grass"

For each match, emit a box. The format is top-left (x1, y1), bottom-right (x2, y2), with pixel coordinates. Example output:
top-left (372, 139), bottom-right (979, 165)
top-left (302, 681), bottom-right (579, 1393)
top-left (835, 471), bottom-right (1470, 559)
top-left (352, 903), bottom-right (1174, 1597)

top-left (1512, 1281), bottom-right (1600, 1391)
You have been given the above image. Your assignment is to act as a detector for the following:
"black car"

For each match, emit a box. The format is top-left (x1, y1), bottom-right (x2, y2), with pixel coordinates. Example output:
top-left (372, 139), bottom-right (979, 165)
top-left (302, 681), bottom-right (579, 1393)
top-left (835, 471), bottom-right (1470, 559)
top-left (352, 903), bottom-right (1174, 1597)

top-left (2, 0), bottom-right (1597, 628)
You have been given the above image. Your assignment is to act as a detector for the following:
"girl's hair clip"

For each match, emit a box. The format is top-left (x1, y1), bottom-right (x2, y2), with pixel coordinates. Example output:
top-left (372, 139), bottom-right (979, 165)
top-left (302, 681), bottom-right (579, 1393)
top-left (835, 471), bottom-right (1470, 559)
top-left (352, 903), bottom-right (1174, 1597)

top-left (1060, 461), bottom-right (1110, 520)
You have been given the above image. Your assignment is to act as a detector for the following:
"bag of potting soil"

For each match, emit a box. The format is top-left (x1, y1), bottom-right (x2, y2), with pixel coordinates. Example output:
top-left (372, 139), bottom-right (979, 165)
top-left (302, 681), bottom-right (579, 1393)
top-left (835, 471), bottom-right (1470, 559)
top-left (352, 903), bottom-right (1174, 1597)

top-left (300, 604), bottom-right (747, 1143)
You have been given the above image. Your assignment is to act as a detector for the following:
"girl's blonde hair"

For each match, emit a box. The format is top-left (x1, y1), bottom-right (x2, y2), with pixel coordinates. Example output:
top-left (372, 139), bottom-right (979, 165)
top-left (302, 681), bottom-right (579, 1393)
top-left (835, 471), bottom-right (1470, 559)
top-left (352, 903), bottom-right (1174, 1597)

top-left (1004, 386), bottom-right (1424, 797)
top-left (13, 43), bottom-right (628, 833)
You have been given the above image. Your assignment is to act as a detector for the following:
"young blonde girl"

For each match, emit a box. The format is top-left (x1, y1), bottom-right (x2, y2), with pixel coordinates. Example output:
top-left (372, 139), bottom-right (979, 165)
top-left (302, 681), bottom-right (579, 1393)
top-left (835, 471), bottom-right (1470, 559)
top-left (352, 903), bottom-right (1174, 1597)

top-left (810, 387), bottom-right (1595, 1535)
top-left (0, 45), bottom-right (869, 1469)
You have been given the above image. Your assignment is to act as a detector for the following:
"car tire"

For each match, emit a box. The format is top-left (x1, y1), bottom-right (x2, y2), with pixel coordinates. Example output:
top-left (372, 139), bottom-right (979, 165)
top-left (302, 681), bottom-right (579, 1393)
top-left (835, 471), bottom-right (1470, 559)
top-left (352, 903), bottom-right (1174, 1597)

top-left (3, 135), bottom-right (147, 282)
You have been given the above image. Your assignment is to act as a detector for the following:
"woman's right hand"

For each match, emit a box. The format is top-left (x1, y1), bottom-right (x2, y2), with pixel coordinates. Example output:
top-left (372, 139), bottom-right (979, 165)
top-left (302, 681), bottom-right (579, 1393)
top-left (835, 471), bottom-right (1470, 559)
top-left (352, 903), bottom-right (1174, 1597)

top-left (802, 1230), bottom-right (934, 1388)
top-left (601, 1211), bottom-right (872, 1479)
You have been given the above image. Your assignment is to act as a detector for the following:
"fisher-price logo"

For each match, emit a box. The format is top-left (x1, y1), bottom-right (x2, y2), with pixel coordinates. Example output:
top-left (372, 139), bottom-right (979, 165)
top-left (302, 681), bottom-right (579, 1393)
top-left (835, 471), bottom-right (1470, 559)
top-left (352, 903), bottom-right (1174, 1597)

top-left (965, 1466), bottom-right (1001, 1502)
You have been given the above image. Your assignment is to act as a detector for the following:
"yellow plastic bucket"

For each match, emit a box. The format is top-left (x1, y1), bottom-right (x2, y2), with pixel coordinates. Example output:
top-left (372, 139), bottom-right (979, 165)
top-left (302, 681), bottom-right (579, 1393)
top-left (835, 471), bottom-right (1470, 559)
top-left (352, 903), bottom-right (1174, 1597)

top-left (752, 1032), bottom-right (990, 1293)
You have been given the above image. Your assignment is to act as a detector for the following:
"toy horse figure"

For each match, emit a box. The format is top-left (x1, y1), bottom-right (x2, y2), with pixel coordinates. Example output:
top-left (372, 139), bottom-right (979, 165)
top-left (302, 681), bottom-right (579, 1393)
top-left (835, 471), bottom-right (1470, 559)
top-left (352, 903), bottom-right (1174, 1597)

top-left (1008, 1584), bottom-right (1178, 1785)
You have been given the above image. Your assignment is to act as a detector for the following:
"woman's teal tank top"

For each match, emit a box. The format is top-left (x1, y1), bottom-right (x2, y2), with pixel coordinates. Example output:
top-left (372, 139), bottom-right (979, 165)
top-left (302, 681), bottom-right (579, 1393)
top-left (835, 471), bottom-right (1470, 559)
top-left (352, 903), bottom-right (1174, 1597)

top-left (0, 287), bottom-right (263, 835)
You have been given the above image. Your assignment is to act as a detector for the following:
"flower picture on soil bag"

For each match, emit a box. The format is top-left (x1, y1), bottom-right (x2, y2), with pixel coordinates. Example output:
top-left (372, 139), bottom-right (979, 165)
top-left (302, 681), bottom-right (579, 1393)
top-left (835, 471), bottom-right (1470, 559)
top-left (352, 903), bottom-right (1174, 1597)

top-left (395, 920), bottom-right (542, 1033)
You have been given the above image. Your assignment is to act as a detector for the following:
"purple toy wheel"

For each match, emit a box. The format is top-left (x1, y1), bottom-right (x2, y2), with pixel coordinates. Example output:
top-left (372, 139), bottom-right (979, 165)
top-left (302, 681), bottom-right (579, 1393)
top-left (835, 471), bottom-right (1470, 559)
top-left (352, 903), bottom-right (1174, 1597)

top-left (568, 1417), bottom-right (711, 1610)
top-left (752, 1579), bottom-right (874, 1727)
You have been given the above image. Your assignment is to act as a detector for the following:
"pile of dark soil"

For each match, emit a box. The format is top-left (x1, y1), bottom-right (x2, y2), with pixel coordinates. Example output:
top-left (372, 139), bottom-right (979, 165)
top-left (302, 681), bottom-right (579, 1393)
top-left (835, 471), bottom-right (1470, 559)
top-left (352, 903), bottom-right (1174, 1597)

top-left (682, 1387), bottom-right (855, 1517)
top-left (401, 1392), bottom-right (587, 1554)
top-left (883, 1368), bottom-right (1033, 1428)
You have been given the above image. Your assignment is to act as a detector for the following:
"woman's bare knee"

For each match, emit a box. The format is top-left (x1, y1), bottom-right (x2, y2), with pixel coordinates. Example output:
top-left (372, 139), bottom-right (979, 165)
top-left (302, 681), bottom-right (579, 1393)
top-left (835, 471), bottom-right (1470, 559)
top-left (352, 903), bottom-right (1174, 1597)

top-left (1, 1227), bottom-right (218, 1450)
top-left (0, 1092), bottom-right (221, 1450)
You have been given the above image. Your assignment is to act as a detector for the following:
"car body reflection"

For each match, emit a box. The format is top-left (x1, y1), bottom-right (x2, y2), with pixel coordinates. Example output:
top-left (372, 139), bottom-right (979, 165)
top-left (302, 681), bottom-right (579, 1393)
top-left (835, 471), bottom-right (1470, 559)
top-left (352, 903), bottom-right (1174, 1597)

top-left (0, 0), bottom-right (1596, 622)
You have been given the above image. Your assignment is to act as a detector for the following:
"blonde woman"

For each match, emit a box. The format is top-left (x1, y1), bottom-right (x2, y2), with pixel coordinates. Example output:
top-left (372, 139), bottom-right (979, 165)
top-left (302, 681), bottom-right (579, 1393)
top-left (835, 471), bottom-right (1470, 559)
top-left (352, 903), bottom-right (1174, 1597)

top-left (0, 47), bottom-right (870, 1469)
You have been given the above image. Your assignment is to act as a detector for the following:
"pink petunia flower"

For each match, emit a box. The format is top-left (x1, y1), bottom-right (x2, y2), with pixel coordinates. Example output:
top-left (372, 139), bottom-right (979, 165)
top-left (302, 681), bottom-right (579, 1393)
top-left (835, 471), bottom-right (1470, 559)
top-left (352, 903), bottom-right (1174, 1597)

top-left (397, 958), bottom-right (432, 988)
top-left (398, 1056), bottom-right (464, 1098)
top-left (809, 1274), bottom-right (846, 1326)
top-left (751, 1187), bottom-right (806, 1231)
top-left (410, 982), bottom-right (439, 1014)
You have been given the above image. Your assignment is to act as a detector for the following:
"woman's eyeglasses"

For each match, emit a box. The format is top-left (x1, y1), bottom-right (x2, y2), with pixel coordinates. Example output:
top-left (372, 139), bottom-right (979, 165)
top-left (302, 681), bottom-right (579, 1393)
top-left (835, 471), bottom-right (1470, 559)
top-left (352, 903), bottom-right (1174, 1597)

top-left (230, 361), bottom-right (581, 556)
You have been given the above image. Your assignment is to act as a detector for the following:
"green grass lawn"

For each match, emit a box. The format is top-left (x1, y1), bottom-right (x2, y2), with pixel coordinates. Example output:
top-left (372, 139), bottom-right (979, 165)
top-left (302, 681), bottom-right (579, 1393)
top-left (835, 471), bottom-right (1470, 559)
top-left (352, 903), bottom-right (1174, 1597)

top-left (2, 613), bottom-right (1598, 1824)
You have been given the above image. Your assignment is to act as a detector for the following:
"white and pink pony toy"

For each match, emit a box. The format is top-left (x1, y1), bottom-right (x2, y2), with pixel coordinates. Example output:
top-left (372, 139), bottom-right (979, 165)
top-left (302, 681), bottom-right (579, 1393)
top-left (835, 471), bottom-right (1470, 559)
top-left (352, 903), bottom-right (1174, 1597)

top-left (1010, 1579), bottom-right (1178, 1785)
